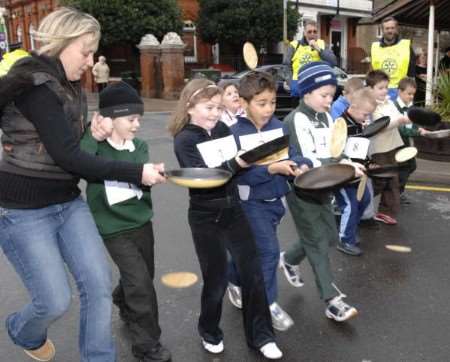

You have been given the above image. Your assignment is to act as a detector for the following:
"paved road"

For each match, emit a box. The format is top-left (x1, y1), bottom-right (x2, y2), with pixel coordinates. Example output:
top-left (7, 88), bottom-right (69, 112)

top-left (1, 113), bottom-right (450, 361)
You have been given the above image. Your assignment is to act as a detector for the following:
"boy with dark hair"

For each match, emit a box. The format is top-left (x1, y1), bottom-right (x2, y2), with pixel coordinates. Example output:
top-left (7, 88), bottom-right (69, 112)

top-left (393, 77), bottom-right (429, 201)
top-left (226, 71), bottom-right (312, 331)
top-left (279, 61), bottom-right (364, 322)
top-left (366, 70), bottom-right (410, 224)
top-left (80, 82), bottom-right (171, 362)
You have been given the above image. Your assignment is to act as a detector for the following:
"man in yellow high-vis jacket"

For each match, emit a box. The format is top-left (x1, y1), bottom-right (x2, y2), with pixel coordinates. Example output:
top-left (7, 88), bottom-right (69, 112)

top-left (283, 20), bottom-right (337, 98)
top-left (371, 16), bottom-right (415, 100)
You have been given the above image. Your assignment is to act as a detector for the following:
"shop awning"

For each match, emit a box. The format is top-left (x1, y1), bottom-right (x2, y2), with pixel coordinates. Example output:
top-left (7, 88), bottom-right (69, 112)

top-left (363, 0), bottom-right (450, 31)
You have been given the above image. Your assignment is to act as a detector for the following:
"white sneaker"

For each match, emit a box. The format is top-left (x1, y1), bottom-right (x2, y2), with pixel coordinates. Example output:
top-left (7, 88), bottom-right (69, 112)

top-left (325, 283), bottom-right (358, 322)
top-left (201, 339), bottom-right (224, 354)
top-left (260, 342), bottom-right (283, 359)
top-left (227, 282), bottom-right (242, 309)
top-left (270, 302), bottom-right (294, 331)
top-left (279, 252), bottom-right (304, 287)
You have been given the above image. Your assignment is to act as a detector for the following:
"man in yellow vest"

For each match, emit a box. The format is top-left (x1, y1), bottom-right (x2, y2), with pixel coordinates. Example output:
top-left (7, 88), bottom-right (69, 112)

top-left (284, 20), bottom-right (337, 97)
top-left (371, 16), bottom-right (415, 100)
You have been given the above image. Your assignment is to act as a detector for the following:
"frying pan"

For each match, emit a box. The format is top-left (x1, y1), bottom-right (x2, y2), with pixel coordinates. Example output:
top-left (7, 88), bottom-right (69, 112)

top-left (407, 107), bottom-right (441, 127)
top-left (243, 42), bottom-right (258, 70)
top-left (356, 116), bottom-right (390, 138)
top-left (239, 135), bottom-right (290, 164)
top-left (293, 164), bottom-right (355, 191)
top-left (422, 129), bottom-right (450, 139)
top-left (163, 168), bottom-right (232, 188)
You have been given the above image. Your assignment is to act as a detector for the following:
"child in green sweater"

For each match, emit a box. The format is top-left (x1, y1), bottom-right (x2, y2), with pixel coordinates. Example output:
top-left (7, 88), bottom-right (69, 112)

top-left (80, 82), bottom-right (170, 362)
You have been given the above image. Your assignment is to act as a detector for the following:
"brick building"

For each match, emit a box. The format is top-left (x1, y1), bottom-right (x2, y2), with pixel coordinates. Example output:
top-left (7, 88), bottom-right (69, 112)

top-left (289, 0), bottom-right (374, 73)
top-left (3, 0), bottom-right (56, 51)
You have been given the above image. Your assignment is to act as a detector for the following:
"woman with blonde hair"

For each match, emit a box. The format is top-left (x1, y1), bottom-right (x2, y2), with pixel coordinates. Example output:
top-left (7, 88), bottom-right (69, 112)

top-left (0, 7), bottom-right (165, 362)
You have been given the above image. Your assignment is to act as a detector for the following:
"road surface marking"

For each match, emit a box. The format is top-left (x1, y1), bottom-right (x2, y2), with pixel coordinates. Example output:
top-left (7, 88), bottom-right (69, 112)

top-left (406, 184), bottom-right (450, 193)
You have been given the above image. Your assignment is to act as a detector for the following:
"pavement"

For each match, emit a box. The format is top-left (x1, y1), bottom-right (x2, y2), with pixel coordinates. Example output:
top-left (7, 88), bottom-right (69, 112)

top-left (2, 112), bottom-right (450, 361)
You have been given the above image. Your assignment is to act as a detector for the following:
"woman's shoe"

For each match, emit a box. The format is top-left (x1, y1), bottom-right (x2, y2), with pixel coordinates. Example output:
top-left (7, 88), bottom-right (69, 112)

top-left (24, 339), bottom-right (55, 361)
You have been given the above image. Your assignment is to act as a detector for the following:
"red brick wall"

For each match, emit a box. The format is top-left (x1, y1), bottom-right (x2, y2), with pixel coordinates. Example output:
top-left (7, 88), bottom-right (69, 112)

top-left (178, 0), bottom-right (212, 67)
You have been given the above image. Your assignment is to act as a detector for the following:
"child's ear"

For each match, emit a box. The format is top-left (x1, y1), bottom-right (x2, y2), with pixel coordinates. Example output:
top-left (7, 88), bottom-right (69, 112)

top-left (240, 97), bottom-right (249, 110)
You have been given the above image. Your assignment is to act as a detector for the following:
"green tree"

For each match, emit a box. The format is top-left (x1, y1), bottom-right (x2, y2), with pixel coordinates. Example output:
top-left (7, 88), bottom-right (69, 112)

top-left (197, 0), bottom-right (300, 49)
top-left (61, 0), bottom-right (183, 46)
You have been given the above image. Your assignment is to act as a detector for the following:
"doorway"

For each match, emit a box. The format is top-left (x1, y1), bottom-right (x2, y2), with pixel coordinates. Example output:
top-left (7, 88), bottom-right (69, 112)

top-left (331, 30), bottom-right (342, 68)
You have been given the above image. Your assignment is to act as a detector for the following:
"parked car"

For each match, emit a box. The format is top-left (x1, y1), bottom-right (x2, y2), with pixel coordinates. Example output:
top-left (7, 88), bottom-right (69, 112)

top-left (219, 64), bottom-right (365, 119)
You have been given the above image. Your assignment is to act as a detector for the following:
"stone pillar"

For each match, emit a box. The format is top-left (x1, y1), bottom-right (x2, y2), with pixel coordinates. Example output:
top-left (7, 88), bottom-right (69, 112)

top-left (160, 32), bottom-right (185, 100)
top-left (137, 34), bottom-right (160, 98)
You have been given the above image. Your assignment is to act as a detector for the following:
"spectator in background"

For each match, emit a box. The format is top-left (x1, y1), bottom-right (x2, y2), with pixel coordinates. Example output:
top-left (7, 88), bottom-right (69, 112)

top-left (414, 52), bottom-right (427, 105)
top-left (92, 55), bottom-right (110, 92)
top-left (370, 16), bottom-right (415, 100)
top-left (439, 46), bottom-right (450, 72)
top-left (283, 19), bottom-right (337, 98)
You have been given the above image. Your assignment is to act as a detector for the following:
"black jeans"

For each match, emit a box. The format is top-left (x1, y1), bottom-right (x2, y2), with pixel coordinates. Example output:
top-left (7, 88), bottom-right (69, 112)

top-left (188, 204), bottom-right (274, 349)
top-left (97, 82), bottom-right (107, 92)
top-left (103, 222), bottom-right (161, 358)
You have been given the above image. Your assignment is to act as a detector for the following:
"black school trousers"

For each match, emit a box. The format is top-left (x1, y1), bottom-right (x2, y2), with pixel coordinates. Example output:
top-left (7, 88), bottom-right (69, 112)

top-left (103, 222), bottom-right (161, 359)
top-left (188, 203), bottom-right (274, 349)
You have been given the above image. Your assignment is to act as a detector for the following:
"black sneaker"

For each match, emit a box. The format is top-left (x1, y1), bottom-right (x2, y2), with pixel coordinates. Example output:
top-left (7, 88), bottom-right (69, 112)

top-left (337, 242), bottom-right (362, 256)
top-left (141, 343), bottom-right (171, 362)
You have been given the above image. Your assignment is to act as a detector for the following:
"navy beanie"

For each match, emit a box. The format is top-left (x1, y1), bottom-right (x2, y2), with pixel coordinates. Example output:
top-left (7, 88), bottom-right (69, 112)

top-left (297, 61), bottom-right (337, 98)
top-left (99, 81), bottom-right (144, 118)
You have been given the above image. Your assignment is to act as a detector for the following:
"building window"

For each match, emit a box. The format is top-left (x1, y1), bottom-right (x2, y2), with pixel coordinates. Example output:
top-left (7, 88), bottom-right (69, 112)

top-left (29, 24), bottom-right (35, 50)
top-left (182, 20), bottom-right (197, 63)
top-left (17, 25), bottom-right (22, 43)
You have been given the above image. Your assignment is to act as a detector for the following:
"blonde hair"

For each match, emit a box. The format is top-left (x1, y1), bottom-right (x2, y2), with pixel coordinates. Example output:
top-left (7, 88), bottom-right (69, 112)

top-left (168, 79), bottom-right (223, 136)
top-left (349, 87), bottom-right (377, 109)
top-left (34, 7), bottom-right (101, 56)
top-left (343, 77), bottom-right (364, 95)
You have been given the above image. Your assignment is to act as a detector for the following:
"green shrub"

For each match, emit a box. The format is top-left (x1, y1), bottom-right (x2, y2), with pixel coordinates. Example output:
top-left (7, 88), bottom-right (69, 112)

top-left (433, 70), bottom-right (450, 122)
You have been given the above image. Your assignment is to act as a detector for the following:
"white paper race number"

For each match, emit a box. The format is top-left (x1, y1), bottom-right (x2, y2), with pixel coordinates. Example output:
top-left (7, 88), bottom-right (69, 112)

top-left (344, 137), bottom-right (370, 159)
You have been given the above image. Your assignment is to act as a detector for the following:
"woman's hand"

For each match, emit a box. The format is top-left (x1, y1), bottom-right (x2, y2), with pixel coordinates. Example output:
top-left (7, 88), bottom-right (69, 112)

top-left (142, 163), bottom-right (166, 186)
top-left (418, 127), bottom-right (430, 136)
top-left (90, 112), bottom-right (113, 141)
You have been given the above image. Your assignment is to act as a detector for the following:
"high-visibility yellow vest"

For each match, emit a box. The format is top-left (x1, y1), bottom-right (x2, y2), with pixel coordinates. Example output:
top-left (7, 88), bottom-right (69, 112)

top-left (291, 39), bottom-right (325, 80)
top-left (371, 39), bottom-right (410, 88)
top-left (0, 49), bottom-right (30, 77)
